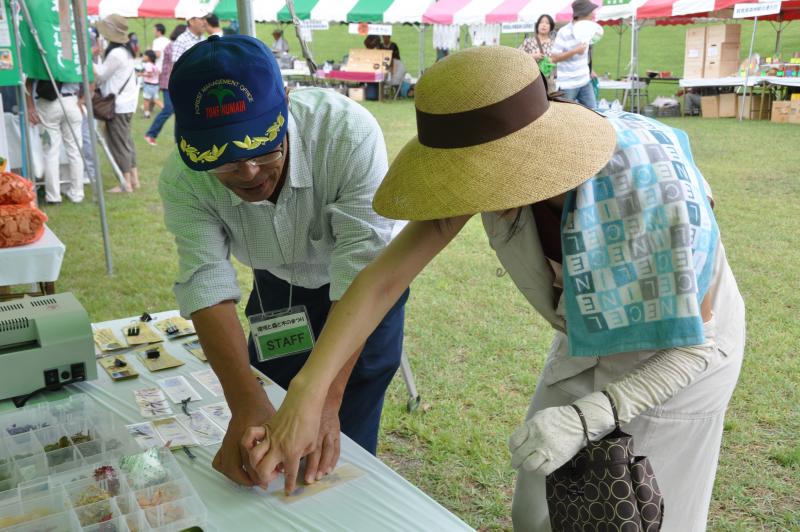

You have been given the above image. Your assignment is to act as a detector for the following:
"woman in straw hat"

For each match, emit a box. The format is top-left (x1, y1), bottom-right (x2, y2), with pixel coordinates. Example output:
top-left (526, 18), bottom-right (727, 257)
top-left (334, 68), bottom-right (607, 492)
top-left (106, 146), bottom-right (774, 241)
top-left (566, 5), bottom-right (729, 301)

top-left (93, 14), bottom-right (139, 193)
top-left (244, 46), bottom-right (744, 530)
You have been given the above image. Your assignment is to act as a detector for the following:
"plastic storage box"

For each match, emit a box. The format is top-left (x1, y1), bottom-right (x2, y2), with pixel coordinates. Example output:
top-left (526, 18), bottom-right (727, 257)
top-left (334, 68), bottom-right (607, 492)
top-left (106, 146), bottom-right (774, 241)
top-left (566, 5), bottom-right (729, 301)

top-left (0, 396), bottom-right (208, 531)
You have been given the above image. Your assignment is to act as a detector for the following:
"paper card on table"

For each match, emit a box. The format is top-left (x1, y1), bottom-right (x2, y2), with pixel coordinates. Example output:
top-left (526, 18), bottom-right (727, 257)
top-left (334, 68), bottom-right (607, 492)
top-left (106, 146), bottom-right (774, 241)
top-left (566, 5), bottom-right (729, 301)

top-left (135, 345), bottom-right (184, 372)
top-left (182, 338), bottom-right (207, 362)
top-left (153, 316), bottom-right (196, 339)
top-left (176, 411), bottom-right (225, 446)
top-left (123, 322), bottom-right (163, 346)
top-left (157, 375), bottom-right (202, 404)
top-left (98, 355), bottom-right (139, 381)
top-left (191, 369), bottom-right (223, 397)
top-left (200, 402), bottom-right (232, 431)
top-left (152, 417), bottom-right (198, 449)
top-left (133, 388), bottom-right (173, 418)
top-left (272, 463), bottom-right (366, 504)
top-left (93, 328), bottom-right (127, 353)
top-left (127, 422), bottom-right (163, 449)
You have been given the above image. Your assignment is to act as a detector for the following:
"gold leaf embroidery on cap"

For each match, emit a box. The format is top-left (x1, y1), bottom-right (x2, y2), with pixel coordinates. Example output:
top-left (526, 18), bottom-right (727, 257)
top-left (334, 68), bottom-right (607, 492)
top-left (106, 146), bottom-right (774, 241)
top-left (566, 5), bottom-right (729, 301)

top-left (179, 137), bottom-right (228, 164)
top-left (232, 112), bottom-right (285, 150)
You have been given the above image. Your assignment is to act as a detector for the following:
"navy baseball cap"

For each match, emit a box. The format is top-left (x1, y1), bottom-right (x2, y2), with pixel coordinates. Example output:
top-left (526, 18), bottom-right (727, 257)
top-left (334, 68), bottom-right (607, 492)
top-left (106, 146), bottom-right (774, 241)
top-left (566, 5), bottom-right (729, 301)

top-left (169, 35), bottom-right (288, 171)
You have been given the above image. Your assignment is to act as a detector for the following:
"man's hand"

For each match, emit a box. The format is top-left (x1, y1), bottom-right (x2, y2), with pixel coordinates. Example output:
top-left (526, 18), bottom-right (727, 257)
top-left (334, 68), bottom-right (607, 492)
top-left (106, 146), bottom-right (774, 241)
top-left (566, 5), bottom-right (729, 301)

top-left (213, 401), bottom-right (276, 486)
top-left (573, 43), bottom-right (588, 56)
top-left (302, 395), bottom-right (342, 485)
top-left (27, 106), bottom-right (40, 126)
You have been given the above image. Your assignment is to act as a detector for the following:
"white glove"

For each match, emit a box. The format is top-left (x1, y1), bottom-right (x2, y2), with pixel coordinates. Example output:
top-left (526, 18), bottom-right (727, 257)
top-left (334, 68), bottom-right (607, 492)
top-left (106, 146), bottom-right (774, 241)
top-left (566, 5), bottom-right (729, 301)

top-left (510, 338), bottom-right (721, 475)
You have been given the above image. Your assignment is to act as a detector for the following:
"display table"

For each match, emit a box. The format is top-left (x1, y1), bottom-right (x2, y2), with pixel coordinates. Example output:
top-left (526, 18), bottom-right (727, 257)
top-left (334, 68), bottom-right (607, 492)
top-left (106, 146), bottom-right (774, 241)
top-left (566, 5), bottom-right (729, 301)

top-left (597, 79), bottom-right (648, 91)
top-left (763, 76), bottom-right (800, 88)
top-left (679, 76), bottom-right (763, 88)
top-left (0, 225), bottom-right (64, 296)
top-left (0, 311), bottom-right (473, 531)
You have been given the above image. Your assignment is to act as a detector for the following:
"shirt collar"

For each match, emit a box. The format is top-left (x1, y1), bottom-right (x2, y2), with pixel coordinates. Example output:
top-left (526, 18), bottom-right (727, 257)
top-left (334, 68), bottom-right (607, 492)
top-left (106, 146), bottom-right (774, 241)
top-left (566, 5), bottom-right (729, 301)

top-left (226, 111), bottom-right (313, 207)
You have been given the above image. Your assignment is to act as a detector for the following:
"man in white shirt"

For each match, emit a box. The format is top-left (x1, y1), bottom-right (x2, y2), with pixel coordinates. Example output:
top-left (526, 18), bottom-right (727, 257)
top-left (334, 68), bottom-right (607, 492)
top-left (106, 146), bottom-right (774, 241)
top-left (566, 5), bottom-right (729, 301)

top-left (271, 29), bottom-right (289, 54)
top-left (204, 14), bottom-right (224, 38)
top-left (160, 35), bottom-right (407, 490)
top-left (551, 0), bottom-right (598, 108)
top-left (151, 23), bottom-right (170, 72)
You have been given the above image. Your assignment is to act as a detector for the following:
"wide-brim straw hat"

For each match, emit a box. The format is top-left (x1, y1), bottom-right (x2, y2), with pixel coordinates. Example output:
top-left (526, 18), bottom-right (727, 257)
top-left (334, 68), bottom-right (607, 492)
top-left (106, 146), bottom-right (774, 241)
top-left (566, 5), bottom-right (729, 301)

top-left (373, 46), bottom-right (616, 221)
top-left (96, 14), bottom-right (129, 44)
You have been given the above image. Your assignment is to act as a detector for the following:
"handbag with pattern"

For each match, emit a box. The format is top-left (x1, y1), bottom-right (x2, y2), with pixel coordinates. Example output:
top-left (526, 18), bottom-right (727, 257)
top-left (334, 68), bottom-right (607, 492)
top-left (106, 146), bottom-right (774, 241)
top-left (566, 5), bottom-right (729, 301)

top-left (545, 391), bottom-right (664, 531)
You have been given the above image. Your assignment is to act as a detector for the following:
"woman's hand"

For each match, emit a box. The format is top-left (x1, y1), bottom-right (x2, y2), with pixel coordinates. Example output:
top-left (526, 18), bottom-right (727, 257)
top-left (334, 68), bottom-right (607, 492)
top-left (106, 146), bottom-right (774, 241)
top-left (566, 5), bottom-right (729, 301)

top-left (247, 375), bottom-right (327, 493)
top-left (533, 51), bottom-right (544, 61)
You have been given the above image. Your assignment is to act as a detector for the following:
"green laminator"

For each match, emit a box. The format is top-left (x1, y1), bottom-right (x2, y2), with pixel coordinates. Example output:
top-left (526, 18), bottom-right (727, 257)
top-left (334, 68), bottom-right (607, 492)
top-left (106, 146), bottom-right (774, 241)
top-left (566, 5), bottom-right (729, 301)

top-left (0, 293), bottom-right (96, 401)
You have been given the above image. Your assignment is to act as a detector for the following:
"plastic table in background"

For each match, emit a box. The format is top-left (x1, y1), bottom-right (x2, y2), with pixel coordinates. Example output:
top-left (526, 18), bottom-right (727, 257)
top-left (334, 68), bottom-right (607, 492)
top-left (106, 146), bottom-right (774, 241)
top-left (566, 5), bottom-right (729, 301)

top-left (0, 311), bottom-right (473, 531)
top-left (0, 225), bottom-right (64, 298)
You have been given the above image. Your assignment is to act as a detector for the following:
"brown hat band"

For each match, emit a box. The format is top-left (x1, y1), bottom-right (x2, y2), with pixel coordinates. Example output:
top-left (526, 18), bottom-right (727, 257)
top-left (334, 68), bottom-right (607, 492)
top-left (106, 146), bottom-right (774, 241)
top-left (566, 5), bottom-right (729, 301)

top-left (416, 75), bottom-right (548, 149)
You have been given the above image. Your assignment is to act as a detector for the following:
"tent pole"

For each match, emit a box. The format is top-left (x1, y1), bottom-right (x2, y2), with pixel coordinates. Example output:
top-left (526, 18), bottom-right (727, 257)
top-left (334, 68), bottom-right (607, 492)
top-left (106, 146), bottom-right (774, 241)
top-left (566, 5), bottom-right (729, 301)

top-left (237, 0), bottom-right (256, 37)
top-left (10, 0), bottom-right (33, 180)
top-left (740, 16), bottom-right (758, 121)
top-left (72, 0), bottom-right (114, 275)
top-left (616, 23), bottom-right (624, 79)
top-left (418, 24), bottom-right (425, 76)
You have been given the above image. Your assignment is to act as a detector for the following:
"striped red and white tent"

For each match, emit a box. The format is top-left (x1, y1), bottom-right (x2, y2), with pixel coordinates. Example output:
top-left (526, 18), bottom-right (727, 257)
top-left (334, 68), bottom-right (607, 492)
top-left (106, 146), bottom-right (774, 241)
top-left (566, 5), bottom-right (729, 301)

top-left (86, 0), bottom-right (435, 23)
top-left (419, 0), bottom-right (790, 25)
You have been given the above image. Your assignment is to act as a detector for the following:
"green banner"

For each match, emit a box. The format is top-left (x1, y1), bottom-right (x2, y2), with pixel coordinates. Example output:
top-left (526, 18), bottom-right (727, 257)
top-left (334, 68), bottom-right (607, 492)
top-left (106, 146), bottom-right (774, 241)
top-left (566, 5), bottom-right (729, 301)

top-left (20, 0), bottom-right (91, 83)
top-left (0, 1), bottom-right (20, 87)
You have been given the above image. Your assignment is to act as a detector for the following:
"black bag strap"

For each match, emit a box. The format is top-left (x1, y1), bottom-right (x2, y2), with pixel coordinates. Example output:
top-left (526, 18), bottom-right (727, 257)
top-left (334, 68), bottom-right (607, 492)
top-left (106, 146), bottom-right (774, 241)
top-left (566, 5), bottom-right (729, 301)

top-left (118, 69), bottom-right (134, 94)
top-left (570, 404), bottom-right (590, 446)
top-left (601, 390), bottom-right (621, 429)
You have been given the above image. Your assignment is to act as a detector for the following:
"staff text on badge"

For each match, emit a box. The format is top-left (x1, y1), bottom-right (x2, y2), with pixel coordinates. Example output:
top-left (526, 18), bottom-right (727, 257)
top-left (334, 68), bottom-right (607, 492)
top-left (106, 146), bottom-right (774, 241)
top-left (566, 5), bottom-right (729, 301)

top-left (249, 306), bottom-right (315, 362)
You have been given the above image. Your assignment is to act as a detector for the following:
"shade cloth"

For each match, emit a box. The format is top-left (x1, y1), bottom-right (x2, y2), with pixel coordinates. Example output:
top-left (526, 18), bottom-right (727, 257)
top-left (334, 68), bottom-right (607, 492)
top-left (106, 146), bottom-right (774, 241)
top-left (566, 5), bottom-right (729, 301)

top-left (0, 225), bottom-right (65, 285)
top-left (0, 310), bottom-right (473, 531)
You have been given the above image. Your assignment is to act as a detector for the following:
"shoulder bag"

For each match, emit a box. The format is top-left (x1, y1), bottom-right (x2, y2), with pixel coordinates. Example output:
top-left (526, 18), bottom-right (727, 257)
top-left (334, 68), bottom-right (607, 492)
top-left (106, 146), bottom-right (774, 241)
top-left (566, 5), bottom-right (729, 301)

top-left (92, 68), bottom-right (133, 121)
top-left (546, 391), bottom-right (665, 531)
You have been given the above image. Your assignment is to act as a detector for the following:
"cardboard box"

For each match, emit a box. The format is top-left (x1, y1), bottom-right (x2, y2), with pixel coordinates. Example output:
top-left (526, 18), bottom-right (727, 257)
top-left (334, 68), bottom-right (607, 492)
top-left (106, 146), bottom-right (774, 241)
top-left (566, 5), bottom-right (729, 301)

top-left (347, 87), bottom-right (364, 101)
top-left (705, 43), bottom-right (740, 64)
top-left (344, 49), bottom-right (393, 74)
top-left (718, 93), bottom-right (737, 118)
top-left (789, 101), bottom-right (800, 124)
top-left (705, 24), bottom-right (741, 44)
top-left (738, 93), bottom-right (773, 120)
top-left (684, 27), bottom-right (706, 79)
top-left (704, 60), bottom-right (740, 78)
top-left (771, 101), bottom-right (791, 123)
top-left (701, 95), bottom-right (719, 118)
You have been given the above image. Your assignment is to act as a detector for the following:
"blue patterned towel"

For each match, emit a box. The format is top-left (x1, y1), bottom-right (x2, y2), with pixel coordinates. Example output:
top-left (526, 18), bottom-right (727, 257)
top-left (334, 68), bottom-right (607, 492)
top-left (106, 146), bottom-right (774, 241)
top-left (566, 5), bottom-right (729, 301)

top-left (561, 111), bottom-right (718, 357)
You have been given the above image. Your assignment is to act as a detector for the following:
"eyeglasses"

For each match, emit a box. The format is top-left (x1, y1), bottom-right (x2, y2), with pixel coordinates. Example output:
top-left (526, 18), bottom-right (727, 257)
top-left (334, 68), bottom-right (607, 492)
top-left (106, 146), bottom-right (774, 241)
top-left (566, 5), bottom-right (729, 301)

top-left (209, 140), bottom-right (285, 176)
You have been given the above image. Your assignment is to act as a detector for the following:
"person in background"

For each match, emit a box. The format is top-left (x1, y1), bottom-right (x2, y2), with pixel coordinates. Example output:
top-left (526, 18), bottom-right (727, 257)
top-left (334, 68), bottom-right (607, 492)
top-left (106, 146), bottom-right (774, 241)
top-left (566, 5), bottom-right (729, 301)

top-left (551, 0), bottom-right (597, 108)
top-left (81, 26), bottom-right (100, 185)
top-left (520, 14), bottom-right (557, 90)
top-left (380, 35), bottom-right (400, 61)
top-left (139, 50), bottom-right (161, 119)
top-left (151, 23), bottom-right (170, 72)
top-left (363, 35), bottom-right (380, 50)
top-left (143, 22), bottom-right (190, 146)
top-left (127, 32), bottom-right (140, 56)
top-left (93, 14), bottom-right (138, 193)
top-left (159, 35), bottom-right (408, 490)
top-left (25, 76), bottom-right (84, 204)
top-left (171, 11), bottom-right (206, 62)
top-left (246, 46), bottom-right (745, 532)
top-left (271, 29), bottom-right (289, 54)
top-left (205, 13), bottom-right (224, 38)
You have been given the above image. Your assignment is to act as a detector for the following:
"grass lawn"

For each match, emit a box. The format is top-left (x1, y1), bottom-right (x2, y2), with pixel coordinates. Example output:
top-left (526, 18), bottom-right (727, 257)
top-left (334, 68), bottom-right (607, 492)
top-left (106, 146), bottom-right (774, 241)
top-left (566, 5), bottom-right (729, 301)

top-left (38, 20), bottom-right (800, 531)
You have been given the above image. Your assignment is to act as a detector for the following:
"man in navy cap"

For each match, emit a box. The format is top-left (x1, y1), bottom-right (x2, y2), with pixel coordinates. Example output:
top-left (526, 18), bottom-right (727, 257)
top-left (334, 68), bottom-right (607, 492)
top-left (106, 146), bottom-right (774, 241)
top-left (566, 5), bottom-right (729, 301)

top-left (159, 35), bottom-right (408, 489)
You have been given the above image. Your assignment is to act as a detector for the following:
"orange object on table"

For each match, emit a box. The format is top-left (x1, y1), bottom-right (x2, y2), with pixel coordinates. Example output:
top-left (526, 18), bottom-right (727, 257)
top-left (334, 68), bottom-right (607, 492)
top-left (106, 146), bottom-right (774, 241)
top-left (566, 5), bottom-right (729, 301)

top-left (0, 172), bottom-right (36, 205)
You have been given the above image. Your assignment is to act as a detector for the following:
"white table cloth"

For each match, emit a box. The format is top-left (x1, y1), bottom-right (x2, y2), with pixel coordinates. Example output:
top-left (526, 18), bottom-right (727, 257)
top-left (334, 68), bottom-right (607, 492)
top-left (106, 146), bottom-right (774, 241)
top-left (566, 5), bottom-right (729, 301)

top-left (0, 225), bottom-right (65, 285)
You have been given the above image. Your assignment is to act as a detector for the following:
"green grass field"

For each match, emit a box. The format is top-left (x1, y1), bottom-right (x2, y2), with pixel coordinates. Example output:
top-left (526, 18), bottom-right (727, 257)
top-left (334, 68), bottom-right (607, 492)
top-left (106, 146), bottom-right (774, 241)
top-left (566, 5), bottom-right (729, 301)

top-left (38, 20), bottom-right (800, 531)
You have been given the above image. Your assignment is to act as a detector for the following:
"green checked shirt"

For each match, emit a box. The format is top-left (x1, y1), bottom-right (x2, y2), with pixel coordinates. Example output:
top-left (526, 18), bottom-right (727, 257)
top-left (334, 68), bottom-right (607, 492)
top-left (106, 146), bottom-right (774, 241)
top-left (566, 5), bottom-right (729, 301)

top-left (159, 88), bottom-right (394, 318)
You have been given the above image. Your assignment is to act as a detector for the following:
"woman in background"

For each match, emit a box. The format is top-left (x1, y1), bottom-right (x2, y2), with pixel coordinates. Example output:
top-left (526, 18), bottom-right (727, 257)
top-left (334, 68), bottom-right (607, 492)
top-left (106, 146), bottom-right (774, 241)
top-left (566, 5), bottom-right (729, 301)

top-left (94, 14), bottom-right (138, 193)
top-left (520, 14), bottom-right (557, 90)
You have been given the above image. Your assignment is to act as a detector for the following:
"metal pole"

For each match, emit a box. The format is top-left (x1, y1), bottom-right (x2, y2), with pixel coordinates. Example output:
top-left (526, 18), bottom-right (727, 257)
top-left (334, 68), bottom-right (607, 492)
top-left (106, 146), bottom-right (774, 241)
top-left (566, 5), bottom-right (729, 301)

top-left (739, 16), bottom-right (758, 121)
top-left (72, 0), bottom-right (114, 275)
top-left (616, 23), bottom-right (623, 79)
top-left (236, 0), bottom-right (255, 37)
top-left (10, 0), bottom-right (33, 180)
top-left (418, 24), bottom-right (425, 77)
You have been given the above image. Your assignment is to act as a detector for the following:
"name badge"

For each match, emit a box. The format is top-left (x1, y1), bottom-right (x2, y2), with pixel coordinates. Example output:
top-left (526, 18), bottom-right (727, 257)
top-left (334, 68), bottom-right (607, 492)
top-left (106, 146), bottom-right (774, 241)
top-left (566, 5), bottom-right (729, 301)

top-left (248, 306), bottom-right (315, 362)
